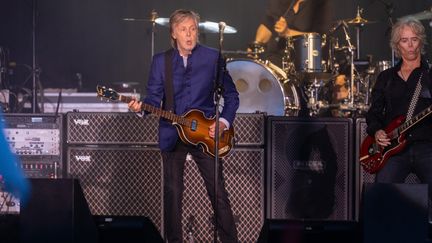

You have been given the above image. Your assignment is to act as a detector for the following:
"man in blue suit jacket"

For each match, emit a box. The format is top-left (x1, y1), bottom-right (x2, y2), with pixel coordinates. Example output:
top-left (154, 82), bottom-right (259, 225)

top-left (128, 9), bottom-right (239, 243)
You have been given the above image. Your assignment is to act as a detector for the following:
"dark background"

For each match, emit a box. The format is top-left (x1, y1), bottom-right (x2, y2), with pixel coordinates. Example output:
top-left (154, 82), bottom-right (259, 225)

top-left (1, 0), bottom-right (432, 94)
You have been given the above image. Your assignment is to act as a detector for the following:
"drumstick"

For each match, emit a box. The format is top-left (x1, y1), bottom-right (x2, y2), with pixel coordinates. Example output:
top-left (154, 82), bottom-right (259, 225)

top-left (282, 0), bottom-right (297, 18)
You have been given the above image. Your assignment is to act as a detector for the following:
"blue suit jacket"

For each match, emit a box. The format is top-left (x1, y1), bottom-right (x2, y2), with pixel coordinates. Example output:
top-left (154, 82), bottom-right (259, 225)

top-left (143, 44), bottom-right (239, 151)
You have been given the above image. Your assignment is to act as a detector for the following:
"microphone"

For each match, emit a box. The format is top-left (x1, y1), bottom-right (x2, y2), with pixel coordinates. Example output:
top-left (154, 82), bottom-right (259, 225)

top-left (219, 22), bottom-right (226, 41)
top-left (218, 22), bottom-right (226, 48)
top-left (219, 22), bottom-right (226, 32)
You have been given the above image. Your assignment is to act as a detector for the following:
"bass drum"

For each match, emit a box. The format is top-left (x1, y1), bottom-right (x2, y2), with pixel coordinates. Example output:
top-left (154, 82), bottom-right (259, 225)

top-left (226, 59), bottom-right (300, 116)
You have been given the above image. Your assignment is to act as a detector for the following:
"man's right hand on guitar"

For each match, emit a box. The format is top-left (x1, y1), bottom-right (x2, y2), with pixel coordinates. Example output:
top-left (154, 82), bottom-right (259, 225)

top-left (127, 99), bottom-right (142, 113)
top-left (375, 129), bottom-right (390, 147)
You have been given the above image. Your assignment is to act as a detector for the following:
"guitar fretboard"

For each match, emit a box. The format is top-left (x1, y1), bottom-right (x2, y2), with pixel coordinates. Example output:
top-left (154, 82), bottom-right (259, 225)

top-left (120, 95), bottom-right (191, 126)
top-left (400, 105), bottom-right (432, 134)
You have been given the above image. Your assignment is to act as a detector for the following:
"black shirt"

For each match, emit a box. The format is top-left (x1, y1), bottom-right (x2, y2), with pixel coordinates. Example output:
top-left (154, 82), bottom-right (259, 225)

top-left (365, 59), bottom-right (432, 143)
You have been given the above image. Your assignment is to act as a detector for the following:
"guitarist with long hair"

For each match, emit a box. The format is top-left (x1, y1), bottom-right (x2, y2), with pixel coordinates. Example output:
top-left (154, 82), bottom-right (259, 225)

top-left (364, 17), bottom-right (432, 194)
top-left (128, 9), bottom-right (239, 243)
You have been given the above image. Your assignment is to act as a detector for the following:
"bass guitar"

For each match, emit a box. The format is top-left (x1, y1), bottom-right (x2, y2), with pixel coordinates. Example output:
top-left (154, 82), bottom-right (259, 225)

top-left (96, 85), bottom-right (235, 158)
top-left (359, 105), bottom-right (432, 174)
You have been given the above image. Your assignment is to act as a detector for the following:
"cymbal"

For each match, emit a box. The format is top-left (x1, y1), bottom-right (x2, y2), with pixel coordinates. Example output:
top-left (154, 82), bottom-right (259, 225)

top-left (401, 10), bottom-right (432, 20)
top-left (155, 17), bottom-right (169, 26)
top-left (346, 16), bottom-right (377, 25)
top-left (155, 18), bottom-right (237, 34)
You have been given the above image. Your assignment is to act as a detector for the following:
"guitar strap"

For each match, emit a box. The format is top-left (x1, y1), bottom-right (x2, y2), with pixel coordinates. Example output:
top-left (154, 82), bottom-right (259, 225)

top-left (406, 71), bottom-right (424, 120)
top-left (164, 48), bottom-right (175, 112)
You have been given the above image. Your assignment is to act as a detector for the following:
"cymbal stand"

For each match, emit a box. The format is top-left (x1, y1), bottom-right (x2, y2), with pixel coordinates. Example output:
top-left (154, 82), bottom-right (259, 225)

top-left (341, 22), bottom-right (356, 110)
top-left (353, 6), bottom-right (364, 59)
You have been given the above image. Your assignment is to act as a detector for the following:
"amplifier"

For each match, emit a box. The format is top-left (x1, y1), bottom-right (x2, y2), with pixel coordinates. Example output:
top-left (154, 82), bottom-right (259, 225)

top-left (2, 114), bottom-right (63, 178)
top-left (66, 112), bottom-right (159, 145)
top-left (66, 112), bottom-right (265, 146)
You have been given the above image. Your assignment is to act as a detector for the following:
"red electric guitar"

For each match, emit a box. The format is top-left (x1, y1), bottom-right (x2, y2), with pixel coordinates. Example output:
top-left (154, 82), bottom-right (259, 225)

top-left (96, 85), bottom-right (235, 158)
top-left (360, 105), bottom-right (432, 174)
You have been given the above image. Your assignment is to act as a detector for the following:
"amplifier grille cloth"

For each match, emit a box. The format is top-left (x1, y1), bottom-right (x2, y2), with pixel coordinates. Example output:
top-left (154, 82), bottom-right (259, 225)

top-left (269, 118), bottom-right (352, 220)
top-left (233, 113), bottom-right (265, 146)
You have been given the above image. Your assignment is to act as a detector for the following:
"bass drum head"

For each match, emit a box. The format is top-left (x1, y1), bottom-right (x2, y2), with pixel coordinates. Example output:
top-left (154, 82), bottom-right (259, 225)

top-left (226, 59), bottom-right (299, 116)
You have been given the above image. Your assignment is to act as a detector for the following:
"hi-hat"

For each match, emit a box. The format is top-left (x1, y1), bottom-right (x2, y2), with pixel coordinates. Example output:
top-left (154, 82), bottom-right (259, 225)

top-left (154, 18), bottom-right (237, 34)
top-left (401, 9), bottom-right (432, 20)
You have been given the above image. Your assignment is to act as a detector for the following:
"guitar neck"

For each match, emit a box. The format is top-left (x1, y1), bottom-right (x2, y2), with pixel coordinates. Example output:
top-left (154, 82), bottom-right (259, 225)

top-left (400, 105), bottom-right (432, 134)
top-left (119, 95), bottom-right (187, 125)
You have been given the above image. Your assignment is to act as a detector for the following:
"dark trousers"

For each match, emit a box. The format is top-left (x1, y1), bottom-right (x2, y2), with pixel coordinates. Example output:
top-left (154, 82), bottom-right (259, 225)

top-left (161, 142), bottom-right (238, 243)
top-left (376, 141), bottom-right (432, 200)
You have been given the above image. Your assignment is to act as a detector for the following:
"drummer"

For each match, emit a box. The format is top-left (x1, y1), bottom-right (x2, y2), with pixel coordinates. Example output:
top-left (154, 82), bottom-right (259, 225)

top-left (251, 0), bottom-right (332, 67)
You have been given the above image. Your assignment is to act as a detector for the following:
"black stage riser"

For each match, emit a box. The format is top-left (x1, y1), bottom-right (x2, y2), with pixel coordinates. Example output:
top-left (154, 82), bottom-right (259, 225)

top-left (363, 183), bottom-right (428, 243)
top-left (20, 178), bottom-right (97, 243)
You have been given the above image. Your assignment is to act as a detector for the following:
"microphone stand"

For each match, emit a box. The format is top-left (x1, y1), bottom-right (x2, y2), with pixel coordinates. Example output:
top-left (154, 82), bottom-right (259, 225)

top-left (150, 10), bottom-right (158, 59)
top-left (212, 22), bottom-right (226, 243)
top-left (32, 0), bottom-right (38, 113)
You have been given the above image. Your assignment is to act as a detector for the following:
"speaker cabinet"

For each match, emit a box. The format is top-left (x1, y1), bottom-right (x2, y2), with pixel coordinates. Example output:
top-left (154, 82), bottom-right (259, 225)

top-left (20, 178), bottom-right (97, 243)
top-left (363, 183), bottom-right (428, 243)
top-left (67, 147), bottom-right (163, 233)
top-left (267, 117), bottom-right (353, 220)
top-left (355, 118), bottom-right (421, 219)
top-left (181, 148), bottom-right (265, 242)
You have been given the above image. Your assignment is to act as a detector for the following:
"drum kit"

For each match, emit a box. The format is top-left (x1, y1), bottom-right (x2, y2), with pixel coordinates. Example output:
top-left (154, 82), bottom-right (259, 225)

top-left (229, 7), bottom-right (388, 117)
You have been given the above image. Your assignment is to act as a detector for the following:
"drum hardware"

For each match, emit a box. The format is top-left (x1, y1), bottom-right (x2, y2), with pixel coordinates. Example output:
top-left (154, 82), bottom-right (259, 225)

top-left (327, 18), bottom-right (372, 117)
top-left (305, 77), bottom-right (329, 116)
top-left (340, 18), bottom-right (357, 111)
top-left (281, 38), bottom-right (296, 75)
top-left (247, 42), bottom-right (266, 60)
